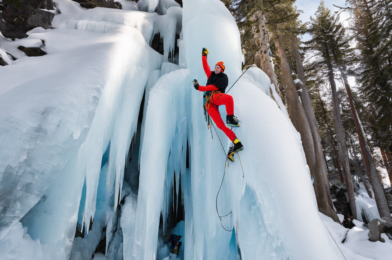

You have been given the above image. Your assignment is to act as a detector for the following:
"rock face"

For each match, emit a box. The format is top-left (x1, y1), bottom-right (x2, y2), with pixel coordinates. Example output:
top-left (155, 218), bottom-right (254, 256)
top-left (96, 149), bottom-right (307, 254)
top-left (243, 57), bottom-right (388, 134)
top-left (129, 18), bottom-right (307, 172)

top-left (18, 46), bottom-right (47, 56)
top-left (72, 0), bottom-right (122, 9)
top-left (0, 0), bottom-right (55, 39)
top-left (330, 179), bottom-right (352, 217)
top-left (0, 56), bottom-right (8, 66)
top-left (368, 218), bottom-right (392, 242)
top-left (385, 187), bottom-right (392, 214)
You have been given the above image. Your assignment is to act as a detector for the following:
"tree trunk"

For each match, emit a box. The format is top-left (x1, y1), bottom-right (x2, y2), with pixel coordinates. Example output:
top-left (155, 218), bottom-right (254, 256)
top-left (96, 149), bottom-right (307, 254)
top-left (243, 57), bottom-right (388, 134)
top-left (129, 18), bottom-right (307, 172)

top-left (339, 68), bottom-right (392, 223)
top-left (275, 35), bottom-right (339, 222)
top-left (256, 12), bottom-right (280, 95)
top-left (364, 144), bottom-right (392, 222)
top-left (349, 134), bottom-right (374, 198)
top-left (381, 148), bottom-right (392, 186)
top-left (318, 92), bottom-right (344, 183)
top-left (292, 37), bottom-right (339, 222)
top-left (324, 46), bottom-right (357, 219)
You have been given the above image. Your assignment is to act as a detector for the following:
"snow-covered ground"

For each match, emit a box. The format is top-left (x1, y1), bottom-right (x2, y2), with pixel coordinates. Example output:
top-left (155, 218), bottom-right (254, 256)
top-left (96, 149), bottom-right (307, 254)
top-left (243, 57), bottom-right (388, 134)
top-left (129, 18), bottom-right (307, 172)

top-left (321, 213), bottom-right (392, 260)
top-left (0, 0), bottom-right (392, 259)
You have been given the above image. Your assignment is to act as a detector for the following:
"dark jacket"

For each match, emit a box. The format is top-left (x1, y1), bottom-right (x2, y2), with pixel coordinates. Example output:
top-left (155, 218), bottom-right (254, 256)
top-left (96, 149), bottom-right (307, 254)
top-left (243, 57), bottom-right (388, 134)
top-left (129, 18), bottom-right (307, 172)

top-left (206, 72), bottom-right (229, 93)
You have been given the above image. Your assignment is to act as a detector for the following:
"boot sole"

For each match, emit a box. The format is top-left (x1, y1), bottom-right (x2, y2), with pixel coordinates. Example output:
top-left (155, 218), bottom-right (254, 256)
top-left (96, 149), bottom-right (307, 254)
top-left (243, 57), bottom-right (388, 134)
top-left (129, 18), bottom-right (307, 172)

top-left (233, 147), bottom-right (244, 153)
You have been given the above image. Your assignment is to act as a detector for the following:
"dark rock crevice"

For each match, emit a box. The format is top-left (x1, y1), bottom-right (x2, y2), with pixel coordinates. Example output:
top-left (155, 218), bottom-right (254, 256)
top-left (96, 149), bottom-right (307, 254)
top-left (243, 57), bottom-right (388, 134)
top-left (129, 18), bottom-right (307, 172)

top-left (18, 46), bottom-right (47, 56)
top-left (72, 0), bottom-right (122, 9)
top-left (0, 0), bottom-right (55, 39)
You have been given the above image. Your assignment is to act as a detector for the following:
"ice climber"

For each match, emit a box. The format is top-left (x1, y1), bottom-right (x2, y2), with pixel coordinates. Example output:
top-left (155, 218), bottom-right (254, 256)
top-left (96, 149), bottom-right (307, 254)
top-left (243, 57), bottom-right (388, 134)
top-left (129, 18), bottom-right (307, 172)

top-left (192, 47), bottom-right (244, 162)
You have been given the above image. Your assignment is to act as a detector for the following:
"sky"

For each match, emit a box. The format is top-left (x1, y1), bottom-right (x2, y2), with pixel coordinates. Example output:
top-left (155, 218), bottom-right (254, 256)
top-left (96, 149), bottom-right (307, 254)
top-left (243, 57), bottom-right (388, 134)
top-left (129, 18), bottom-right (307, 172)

top-left (296, 0), bottom-right (350, 24)
top-left (296, 0), bottom-right (357, 89)
top-left (296, 0), bottom-right (351, 41)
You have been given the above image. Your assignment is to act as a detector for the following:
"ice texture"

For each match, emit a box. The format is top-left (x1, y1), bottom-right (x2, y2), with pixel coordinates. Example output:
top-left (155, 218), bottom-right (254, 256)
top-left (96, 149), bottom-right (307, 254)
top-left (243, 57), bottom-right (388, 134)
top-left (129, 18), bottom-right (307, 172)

top-left (130, 0), bottom-right (346, 259)
top-left (0, 0), bottom-right (376, 259)
top-left (156, 0), bottom-right (181, 15)
top-left (0, 0), bottom-right (163, 252)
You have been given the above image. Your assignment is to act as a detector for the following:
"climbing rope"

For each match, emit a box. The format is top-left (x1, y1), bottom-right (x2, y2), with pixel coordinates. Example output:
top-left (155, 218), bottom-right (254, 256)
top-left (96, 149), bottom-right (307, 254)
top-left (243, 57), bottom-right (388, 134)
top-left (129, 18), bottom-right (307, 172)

top-left (207, 102), bottom-right (346, 257)
top-left (225, 65), bottom-right (256, 94)
top-left (209, 122), bottom-right (246, 232)
top-left (319, 216), bottom-right (347, 260)
top-left (231, 126), bottom-right (244, 178)
top-left (216, 157), bottom-right (234, 232)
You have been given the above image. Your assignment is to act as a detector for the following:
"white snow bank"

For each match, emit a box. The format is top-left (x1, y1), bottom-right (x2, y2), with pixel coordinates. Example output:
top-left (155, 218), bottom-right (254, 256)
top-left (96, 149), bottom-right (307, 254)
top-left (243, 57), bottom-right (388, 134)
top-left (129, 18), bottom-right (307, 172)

top-left (0, 0), bottom-right (161, 252)
top-left (320, 213), bottom-right (392, 260)
top-left (53, 4), bottom-right (182, 61)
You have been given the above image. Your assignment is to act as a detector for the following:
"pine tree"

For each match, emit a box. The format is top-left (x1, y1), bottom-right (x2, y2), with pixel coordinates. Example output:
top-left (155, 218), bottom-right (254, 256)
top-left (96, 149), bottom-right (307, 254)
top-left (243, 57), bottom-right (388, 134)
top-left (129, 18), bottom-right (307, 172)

top-left (347, 0), bottom-right (392, 151)
top-left (305, 1), bottom-right (357, 218)
top-left (225, 0), bottom-right (340, 222)
top-left (265, 0), bottom-right (340, 222)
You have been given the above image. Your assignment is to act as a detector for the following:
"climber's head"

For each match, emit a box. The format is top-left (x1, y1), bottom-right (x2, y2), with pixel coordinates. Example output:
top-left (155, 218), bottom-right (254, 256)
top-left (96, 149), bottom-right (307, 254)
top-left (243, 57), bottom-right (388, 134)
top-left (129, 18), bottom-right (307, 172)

top-left (215, 61), bottom-right (225, 74)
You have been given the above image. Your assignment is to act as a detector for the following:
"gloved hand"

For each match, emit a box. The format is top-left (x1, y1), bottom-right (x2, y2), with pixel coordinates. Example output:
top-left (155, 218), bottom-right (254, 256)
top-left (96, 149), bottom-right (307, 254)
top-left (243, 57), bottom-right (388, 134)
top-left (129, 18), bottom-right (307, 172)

top-left (202, 48), bottom-right (209, 56)
top-left (192, 79), bottom-right (199, 90)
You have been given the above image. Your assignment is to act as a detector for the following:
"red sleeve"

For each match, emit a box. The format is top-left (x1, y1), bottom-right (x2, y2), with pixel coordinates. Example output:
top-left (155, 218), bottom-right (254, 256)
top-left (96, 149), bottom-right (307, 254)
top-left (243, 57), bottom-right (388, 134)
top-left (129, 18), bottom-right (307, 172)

top-left (202, 56), bottom-right (211, 79)
top-left (198, 85), bottom-right (218, 91)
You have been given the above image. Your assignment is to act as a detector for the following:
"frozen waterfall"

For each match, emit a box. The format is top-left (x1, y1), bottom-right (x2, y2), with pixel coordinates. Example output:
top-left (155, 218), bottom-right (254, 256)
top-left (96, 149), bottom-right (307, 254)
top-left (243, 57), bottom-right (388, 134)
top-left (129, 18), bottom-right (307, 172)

top-left (0, 0), bottom-right (349, 259)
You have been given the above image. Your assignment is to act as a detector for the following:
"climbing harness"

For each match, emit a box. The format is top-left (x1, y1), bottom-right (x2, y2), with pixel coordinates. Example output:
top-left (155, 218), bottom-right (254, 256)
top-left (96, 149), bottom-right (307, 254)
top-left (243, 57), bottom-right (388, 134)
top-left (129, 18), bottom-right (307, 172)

top-left (203, 90), bottom-right (221, 111)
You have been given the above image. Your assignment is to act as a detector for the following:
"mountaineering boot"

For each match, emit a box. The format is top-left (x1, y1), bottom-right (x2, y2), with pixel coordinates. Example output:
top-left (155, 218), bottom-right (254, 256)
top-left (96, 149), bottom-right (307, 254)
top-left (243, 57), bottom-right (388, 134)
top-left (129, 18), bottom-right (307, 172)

top-left (227, 138), bottom-right (244, 162)
top-left (227, 147), bottom-right (235, 162)
top-left (226, 115), bottom-right (240, 127)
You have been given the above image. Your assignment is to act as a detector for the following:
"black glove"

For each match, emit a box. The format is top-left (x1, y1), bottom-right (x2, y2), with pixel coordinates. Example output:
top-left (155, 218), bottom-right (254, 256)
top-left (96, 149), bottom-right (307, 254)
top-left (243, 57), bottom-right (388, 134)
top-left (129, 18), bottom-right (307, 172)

top-left (202, 48), bottom-right (209, 56)
top-left (192, 79), bottom-right (199, 90)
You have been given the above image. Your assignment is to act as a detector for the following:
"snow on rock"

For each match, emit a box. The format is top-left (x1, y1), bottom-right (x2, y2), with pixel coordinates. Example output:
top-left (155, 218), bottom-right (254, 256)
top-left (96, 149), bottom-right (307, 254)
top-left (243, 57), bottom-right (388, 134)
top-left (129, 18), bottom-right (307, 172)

top-left (320, 213), bottom-right (392, 260)
top-left (294, 78), bottom-right (303, 85)
top-left (0, 37), bottom-right (45, 59)
top-left (0, 48), bottom-right (12, 65)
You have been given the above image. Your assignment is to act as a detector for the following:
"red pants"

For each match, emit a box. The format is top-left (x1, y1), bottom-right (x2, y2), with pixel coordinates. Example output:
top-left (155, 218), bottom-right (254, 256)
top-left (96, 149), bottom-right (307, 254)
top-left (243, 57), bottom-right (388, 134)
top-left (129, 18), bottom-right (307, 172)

top-left (206, 93), bottom-right (236, 141)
